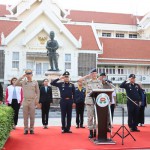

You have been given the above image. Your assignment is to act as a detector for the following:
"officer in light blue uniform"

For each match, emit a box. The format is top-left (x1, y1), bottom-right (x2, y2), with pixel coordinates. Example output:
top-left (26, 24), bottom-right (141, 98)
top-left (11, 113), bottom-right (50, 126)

top-left (51, 71), bottom-right (75, 133)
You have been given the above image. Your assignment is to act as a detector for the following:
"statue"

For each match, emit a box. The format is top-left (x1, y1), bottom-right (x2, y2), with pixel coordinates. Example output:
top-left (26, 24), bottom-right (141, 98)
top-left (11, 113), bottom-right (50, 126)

top-left (46, 31), bottom-right (59, 71)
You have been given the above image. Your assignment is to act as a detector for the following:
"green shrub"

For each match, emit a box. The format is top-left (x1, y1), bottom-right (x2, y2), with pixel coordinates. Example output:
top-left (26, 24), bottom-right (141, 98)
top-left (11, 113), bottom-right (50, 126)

top-left (0, 105), bottom-right (14, 149)
top-left (116, 92), bottom-right (150, 104)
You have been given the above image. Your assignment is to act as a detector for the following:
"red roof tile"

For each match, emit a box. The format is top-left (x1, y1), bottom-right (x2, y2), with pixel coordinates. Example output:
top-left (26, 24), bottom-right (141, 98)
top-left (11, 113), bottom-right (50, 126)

top-left (99, 38), bottom-right (150, 63)
top-left (0, 5), bottom-right (11, 17)
top-left (0, 20), bottom-right (21, 45)
top-left (67, 10), bottom-right (143, 25)
top-left (65, 24), bottom-right (99, 50)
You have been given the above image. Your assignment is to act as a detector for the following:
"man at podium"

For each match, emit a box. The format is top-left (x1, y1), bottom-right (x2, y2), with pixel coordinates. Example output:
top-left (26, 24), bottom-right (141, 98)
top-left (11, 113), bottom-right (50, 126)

top-left (79, 68), bottom-right (103, 138)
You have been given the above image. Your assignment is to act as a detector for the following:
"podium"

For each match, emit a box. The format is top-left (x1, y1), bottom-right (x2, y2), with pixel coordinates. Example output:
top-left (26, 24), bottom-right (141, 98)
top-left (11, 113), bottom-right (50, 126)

top-left (90, 89), bottom-right (116, 144)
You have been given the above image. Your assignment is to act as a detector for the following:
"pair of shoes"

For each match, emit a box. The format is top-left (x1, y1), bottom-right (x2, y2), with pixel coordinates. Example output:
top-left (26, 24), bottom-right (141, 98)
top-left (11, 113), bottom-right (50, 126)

top-left (24, 130), bottom-right (28, 135)
top-left (30, 130), bottom-right (34, 134)
top-left (80, 125), bottom-right (85, 128)
top-left (76, 125), bottom-right (79, 128)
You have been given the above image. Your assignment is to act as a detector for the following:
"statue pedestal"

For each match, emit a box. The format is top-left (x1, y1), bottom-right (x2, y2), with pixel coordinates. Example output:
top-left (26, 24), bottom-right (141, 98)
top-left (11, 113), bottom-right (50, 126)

top-left (45, 71), bottom-right (62, 79)
top-left (45, 71), bottom-right (61, 103)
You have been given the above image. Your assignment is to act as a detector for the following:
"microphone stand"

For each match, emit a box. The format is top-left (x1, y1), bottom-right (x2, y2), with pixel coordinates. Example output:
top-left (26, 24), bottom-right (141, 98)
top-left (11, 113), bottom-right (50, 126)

top-left (112, 93), bottom-right (136, 145)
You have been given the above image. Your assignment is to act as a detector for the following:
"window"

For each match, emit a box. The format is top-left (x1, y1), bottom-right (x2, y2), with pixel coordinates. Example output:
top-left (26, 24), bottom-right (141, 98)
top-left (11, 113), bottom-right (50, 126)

top-left (65, 54), bottom-right (71, 70)
top-left (36, 63), bottom-right (42, 75)
top-left (116, 33), bottom-right (124, 38)
top-left (65, 54), bottom-right (71, 61)
top-left (102, 33), bottom-right (111, 37)
top-left (129, 34), bottom-right (137, 38)
top-left (12, 52), bottom-right (19, 69)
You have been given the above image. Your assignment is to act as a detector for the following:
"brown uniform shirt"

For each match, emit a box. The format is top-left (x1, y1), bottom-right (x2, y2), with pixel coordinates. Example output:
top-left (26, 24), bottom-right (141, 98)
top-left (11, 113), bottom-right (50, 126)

top-left (84, 79), bottom-right (103, 105)
top-left (15, 78), bottom-right (40, 102)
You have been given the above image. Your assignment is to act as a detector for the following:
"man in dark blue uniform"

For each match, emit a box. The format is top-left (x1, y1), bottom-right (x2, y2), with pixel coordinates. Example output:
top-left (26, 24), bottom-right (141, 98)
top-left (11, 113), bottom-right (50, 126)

top-left (75, 80), bottom-right (86, 128)
top-left (120, 74), bottom-right (142, 132)
top-left (51, 71), bottom-right (75, 133)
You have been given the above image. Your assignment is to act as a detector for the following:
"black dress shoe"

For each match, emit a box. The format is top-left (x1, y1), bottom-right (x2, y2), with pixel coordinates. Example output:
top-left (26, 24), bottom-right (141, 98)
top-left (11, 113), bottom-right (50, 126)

top-left (66, 130), bottom-right (72, 133)
top-left (30, 130), bottom-right (34, 134)
top-left (134, 129), bottom-right (140, 132)
top-left (76, 125), bottom-right (79, 128)
top-left (24, 130), bottom-right (28, 135)
top-left (80, 125), bottom-right (85, 128)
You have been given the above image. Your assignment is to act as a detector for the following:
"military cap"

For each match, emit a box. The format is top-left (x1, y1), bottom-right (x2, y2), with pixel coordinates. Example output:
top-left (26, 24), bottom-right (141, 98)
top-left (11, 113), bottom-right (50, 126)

top-left (100, 72), bottom-right (106, 76)
top-left (25, 69), bottom-right (32, 75)
top-left (63, 71), bottom-right (70, 76)
top-left (129, 74), bottom-right (136, 78)
top-left (89, 68), bottom-right (97, 74)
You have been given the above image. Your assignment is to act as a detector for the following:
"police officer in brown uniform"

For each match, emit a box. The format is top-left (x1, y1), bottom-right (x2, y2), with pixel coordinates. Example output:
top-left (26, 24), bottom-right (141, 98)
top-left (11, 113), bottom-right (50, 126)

top-left (79, 68), bottom-right (103, 138)
top-left (15, 69), bottom-right (40, 134)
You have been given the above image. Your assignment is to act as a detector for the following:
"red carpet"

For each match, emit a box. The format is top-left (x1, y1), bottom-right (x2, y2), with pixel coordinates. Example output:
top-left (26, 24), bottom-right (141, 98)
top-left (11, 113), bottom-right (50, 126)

top-left (3, 125), bottom-right (150, 150)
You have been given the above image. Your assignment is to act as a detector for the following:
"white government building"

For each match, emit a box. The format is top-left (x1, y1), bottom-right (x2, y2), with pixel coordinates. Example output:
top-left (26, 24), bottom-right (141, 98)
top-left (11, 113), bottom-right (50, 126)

top-left (0, 0), bottom-right (150, 91)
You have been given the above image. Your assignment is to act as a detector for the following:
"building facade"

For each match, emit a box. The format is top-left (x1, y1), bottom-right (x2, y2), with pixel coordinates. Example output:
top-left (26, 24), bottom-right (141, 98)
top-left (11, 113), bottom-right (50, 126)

top-left (0, 0), bottom-right (150, 91)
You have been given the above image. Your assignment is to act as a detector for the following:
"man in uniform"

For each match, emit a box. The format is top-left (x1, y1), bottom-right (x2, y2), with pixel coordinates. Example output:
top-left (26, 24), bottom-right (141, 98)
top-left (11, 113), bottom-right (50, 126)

top-left (15, 69), bottom-right (39, 134)
top-left (51, 71), bottom-right (75, 133)
top-left (74, 80), bottom-right (86, 128)
top-left (120, 74), bottom-right (142, 132)
top-left (79, 68), bottom-right (103, 138)
top-left (0, 83), bottom-right (3, 104)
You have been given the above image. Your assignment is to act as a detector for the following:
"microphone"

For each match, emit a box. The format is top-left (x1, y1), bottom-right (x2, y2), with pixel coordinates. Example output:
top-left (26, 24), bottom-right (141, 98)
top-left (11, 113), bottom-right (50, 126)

top-left (104, 79), bottom-right (116, 88)
top-left (104, 79), bottom-right (112, 83)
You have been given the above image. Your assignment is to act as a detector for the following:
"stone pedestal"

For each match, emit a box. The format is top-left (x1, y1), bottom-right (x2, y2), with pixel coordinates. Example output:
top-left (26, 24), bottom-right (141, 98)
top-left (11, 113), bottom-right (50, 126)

top-left (45, 71), bottom-right (62, 105)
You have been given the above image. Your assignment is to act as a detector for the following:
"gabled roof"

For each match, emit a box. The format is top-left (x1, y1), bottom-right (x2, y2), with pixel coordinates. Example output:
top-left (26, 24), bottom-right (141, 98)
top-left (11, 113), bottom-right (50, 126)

top-left (98, 38), bottom-right (150, 64)
top-left (65, 24), bottom-right (99, 50)
top-left (4, 3), bottom-right (80, 48)
top-left (0, 20), bottom-right (21, 45)
top-left (67, 10), bottom-right (143, 25)
top-left (0, 4), bottom-right (11, 17)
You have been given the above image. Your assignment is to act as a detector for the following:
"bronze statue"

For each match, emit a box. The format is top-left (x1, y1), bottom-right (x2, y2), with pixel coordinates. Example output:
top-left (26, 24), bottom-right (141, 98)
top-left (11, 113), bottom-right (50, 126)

top-left (46, 31), bottom-right (59, 71)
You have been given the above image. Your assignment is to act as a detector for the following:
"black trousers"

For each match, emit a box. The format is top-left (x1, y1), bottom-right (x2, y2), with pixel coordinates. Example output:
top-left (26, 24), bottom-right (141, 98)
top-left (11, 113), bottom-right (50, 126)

top-left (110, 104), bottom-right (115, 121)
top-left (76, 102), bottom-right (85, 126)
top-left (8, 99), bottom-right (20, 125)
top-left (138, 106), bottom-right (145, 124)
top-left (60, 100), bottom-right (73, 131)
top-left (41, 102), bottom-right (50, 125)
top-left (127, 102), bottom-right (139, 130)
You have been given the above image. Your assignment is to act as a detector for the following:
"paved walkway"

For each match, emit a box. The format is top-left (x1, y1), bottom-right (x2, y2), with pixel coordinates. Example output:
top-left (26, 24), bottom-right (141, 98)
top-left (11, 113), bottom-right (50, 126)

top-left (17, 117), bottom-right (150, 127)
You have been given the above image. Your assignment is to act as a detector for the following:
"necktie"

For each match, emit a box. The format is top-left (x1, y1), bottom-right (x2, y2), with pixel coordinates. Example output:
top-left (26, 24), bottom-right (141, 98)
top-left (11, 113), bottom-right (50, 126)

top-left (45, 87), bottom-right (47, 93)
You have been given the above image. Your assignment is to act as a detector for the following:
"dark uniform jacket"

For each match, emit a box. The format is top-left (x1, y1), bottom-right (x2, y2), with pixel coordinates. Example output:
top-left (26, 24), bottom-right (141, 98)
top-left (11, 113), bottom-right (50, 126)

top-left (39, 86), bottom-right (53, 103)
top-left (120, 81), bottom-right (142, 102)
top-left (74, 86), bottom-right (86, 104)
top-left (51, 78), bottom-right (75, 102)
top-left (0, 83), bottom-right (3, 101)
top-left (140, 89), bottom-right (147, 107)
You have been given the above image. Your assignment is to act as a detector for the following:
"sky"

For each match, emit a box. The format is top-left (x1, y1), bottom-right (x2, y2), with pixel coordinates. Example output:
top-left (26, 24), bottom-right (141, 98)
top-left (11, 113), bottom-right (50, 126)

top-left (0, 0), bottom-right (150, 16)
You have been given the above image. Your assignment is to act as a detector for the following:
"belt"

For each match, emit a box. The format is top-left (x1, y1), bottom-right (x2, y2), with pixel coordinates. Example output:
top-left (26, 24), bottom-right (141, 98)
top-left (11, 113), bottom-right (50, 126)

top-left (65, 98), bottom-right (70, 100)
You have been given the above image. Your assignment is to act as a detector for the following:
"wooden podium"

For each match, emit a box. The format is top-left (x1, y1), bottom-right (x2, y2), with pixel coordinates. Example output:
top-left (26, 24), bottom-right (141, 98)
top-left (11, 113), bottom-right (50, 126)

top-left (90, 89), bottom-right (116, 144)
